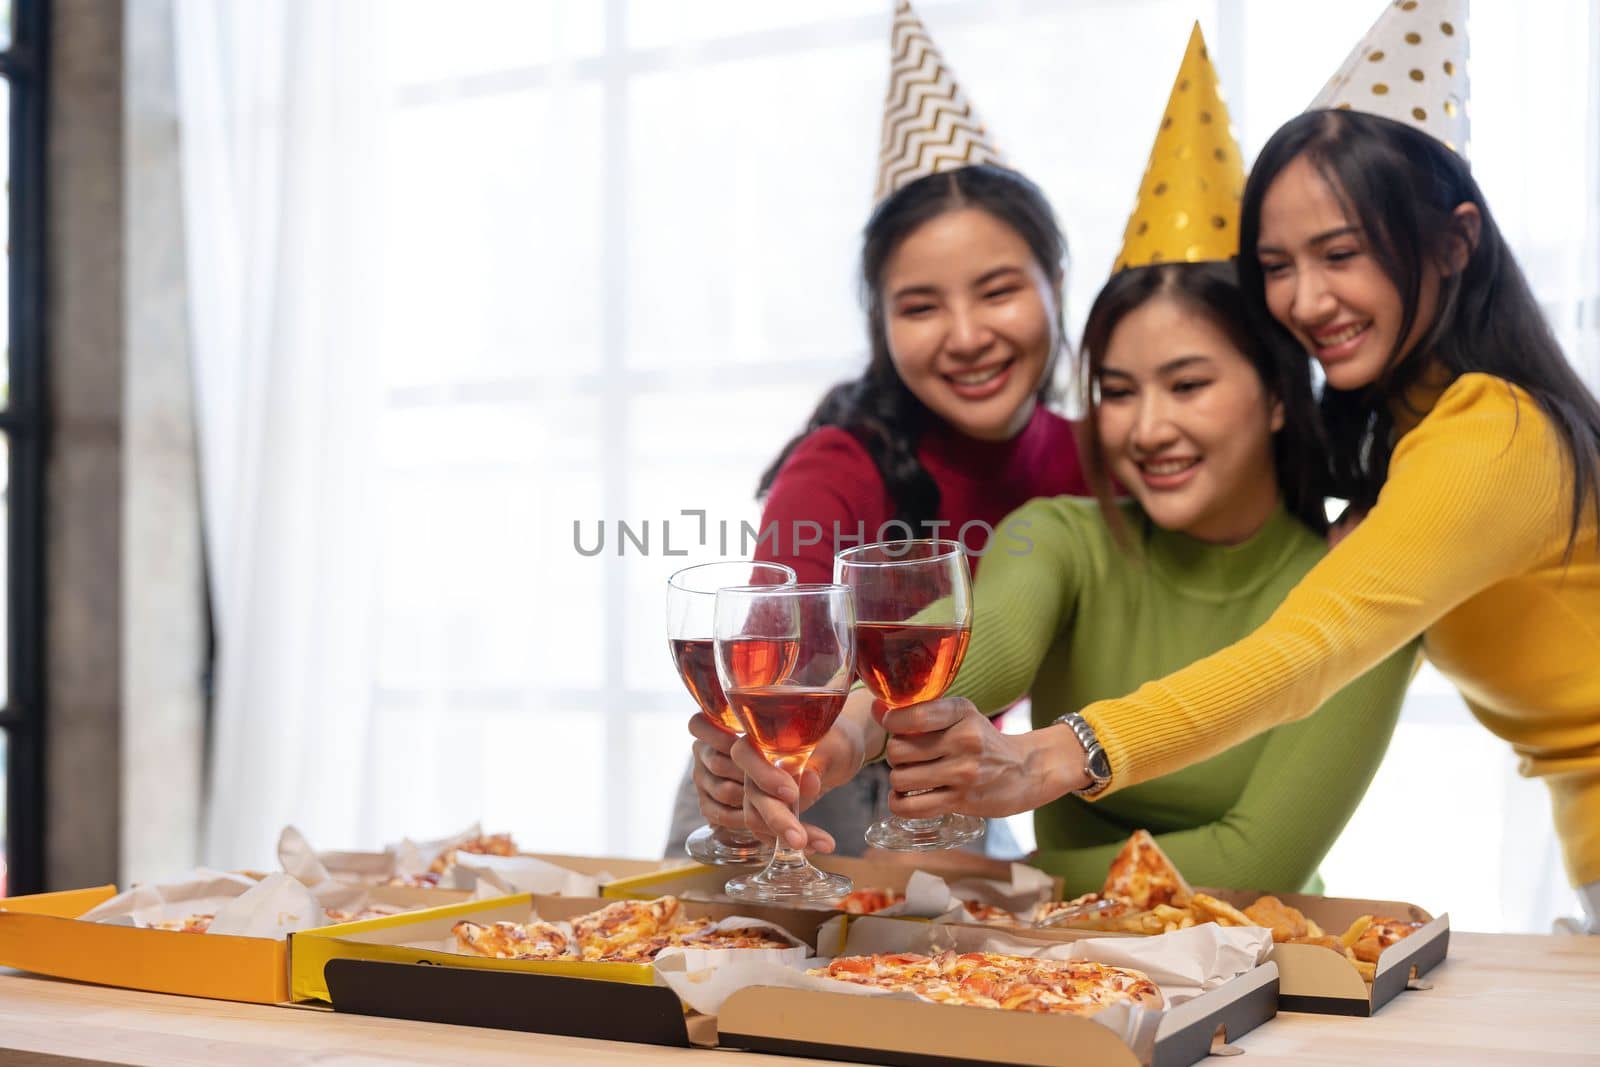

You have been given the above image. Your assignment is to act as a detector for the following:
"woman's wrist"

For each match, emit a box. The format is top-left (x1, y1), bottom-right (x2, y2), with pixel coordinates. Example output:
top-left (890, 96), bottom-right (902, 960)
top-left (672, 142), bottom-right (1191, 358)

top-left (1027, 723), bottom-right (1094, 806)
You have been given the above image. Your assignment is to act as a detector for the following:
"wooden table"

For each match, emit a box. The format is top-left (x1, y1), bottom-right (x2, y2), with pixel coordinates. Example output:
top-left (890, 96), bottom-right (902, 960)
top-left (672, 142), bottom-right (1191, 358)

top-left (3, 933), bottom-right (1598, 1066)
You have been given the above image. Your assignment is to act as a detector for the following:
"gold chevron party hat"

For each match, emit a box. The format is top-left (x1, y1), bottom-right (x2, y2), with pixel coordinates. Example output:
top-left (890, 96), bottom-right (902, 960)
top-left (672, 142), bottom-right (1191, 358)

top-left (875, 0), bottom-right (1004, 203)
top-left (1309, 0), bottom-right (1469, 156)
top-left (1113, 23), bottom-right (1246, 273)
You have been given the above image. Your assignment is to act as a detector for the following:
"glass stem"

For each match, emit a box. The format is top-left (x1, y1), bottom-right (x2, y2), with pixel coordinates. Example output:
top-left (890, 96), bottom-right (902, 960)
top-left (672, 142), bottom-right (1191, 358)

top-left (768, 753), bottom-right (811, 868)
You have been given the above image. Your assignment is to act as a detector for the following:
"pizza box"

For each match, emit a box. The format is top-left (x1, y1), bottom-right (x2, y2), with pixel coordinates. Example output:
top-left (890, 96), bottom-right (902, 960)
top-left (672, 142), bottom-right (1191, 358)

top-left (1197, 887), bottom-right (1448, 1016)
top-left (1003, 886), bottom-right (1447, 1017)
top-left (691, 913), bottom-right (1279, 1067)
top-left (0, 882), bottom-right (467, 1004)
top-left (298, 891), bottom-right (831, 1008)
top-left (602, 852), bottom-right (1063, 914)
top-left (311, 848), bottom-right (686, 888)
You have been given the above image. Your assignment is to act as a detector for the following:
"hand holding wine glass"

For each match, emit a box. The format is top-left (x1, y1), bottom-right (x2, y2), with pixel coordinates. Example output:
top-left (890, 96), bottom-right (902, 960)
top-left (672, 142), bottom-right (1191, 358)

top-left (716, 583), bottom-right (857, 903)
top-left (877, 695), bottom-right (1065, 819)
top-left (835, 539), bottom-right (981, 851)
top-left (666, 560), bottom-right (796, 866)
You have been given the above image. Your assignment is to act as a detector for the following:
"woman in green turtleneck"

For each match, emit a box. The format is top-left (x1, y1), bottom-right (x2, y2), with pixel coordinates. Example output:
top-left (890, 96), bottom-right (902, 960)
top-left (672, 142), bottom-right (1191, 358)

top-left (736, 260), bottom-right (1418, 897)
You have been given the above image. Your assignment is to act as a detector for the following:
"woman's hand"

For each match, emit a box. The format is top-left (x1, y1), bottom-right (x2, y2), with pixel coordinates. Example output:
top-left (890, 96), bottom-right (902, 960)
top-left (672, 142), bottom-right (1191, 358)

top-left (687, 714), bottom-right (748, 829)
top-left (734, 688), bottom-right (882, 852)
top-left (877, 698), bottom-right (1088, 819)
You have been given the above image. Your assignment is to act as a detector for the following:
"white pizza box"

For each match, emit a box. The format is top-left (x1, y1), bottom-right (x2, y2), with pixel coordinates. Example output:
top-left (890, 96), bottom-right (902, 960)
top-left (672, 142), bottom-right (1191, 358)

top-left (681, 913), bottom-right (1280, 1067)
top-left (1016, 885), bottom-right (1449, 1016)
top-left (1201, 887), bottom-right (1448, 1015)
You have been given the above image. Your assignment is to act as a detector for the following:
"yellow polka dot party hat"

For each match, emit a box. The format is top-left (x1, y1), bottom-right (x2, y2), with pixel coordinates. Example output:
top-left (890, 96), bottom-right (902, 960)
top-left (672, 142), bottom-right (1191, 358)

top-left (1309, 0), bottom-right (1469, 156)
top-left (1113, 22), bottom-right (1245, 273)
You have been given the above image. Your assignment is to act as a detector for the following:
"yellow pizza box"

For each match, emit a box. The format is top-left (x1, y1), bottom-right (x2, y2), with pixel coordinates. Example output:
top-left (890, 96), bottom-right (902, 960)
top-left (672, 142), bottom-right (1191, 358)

top-left (603, 852), bottom-right (1062, 913)
top-left (290, 891), bottom-right (832, 1004)
top-left (0, 885), bottom-right (288, 1004)
top-left (701, 913), bottom-right (1279, 1067)
top-left (0, 882), bottom-right (475, 1005)
top-left (1197, 887), bottom-right (1448, 1016)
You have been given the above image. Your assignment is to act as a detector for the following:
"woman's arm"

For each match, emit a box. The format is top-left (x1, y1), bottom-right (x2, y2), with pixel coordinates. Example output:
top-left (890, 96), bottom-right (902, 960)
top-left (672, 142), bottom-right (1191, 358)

top-left (1080, 376), bottom-right (1568, 793)
top-left (1034, 640), bottom-right (1420, 894)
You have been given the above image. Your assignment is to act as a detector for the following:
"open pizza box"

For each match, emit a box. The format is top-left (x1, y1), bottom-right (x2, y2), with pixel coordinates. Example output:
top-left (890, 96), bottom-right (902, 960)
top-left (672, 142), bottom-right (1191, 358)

top-left (280, 825), bottom-right (686, 893)
top-left (603, 852), bottom-right (1064, 920)
top-left (984, 885), bottom-right (1448, 1017)
top-left (665, 913), bottom-right (1279, 1067)
top-left (1196, 887), bottom-right (1448, 1016)
top-left (302, 890), bottom-right (834, 1045)
top-left (0, 880), bottom-right (468, 1004)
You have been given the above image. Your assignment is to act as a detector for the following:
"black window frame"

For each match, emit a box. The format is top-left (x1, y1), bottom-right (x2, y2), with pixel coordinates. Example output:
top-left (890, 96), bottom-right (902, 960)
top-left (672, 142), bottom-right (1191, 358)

top-left (1, 0), bottom-right (48, 897)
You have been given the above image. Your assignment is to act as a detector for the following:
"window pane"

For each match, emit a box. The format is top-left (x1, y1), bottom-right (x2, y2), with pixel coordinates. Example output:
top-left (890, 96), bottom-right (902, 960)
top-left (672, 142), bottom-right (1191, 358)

top-left (0, 727), bottom-right (7, 896)
top-left (0, 77), bottom-right (8, 410)
top-left (626, 0), bottom-right (880, 51)
top-left (0, 432), bottom-right (7, 700)
top-left (384, 0), bottom-right (603, 87)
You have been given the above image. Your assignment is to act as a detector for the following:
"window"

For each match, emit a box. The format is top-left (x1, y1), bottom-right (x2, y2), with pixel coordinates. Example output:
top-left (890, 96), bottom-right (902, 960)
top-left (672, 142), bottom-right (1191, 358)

top-left (0, 0), bottom-right (44, 897)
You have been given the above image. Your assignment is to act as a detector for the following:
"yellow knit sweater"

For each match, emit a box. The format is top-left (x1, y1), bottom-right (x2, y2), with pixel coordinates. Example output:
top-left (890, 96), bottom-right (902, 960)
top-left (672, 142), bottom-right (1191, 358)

top-left (1081, 373), bottom-right (1600, 885)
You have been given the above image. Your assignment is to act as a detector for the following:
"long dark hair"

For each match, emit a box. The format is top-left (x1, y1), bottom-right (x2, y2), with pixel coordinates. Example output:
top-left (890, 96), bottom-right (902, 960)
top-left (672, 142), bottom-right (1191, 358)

top-left (1078, 261), bottom-right (1330, 541)
top-left (1239, 109), bottom-right (1600, 555)
top-left (757, 165), bottom-right (1068, 529)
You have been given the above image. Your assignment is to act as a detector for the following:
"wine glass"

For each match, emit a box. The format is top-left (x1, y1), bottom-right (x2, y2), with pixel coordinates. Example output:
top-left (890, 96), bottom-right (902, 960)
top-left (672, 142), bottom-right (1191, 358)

top-left (835, 538), bottom-right (981, 851)
top-left (715, 583), bottom-right (856, 903)
top-left (666, 560), bottom-right (796, 865)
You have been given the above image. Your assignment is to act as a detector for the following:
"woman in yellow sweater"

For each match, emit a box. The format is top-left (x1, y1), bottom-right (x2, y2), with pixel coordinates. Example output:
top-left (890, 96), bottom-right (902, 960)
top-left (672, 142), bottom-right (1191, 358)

top-left (870, 109), bottom-right (1600, 930)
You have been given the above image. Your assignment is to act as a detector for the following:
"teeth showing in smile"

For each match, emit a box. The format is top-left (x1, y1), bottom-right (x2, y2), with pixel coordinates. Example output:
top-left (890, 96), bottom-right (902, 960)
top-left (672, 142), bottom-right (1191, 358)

top-left (1141, 458), bottom-right (1199, 476)
top-left (950, 363), bottom-right (1007, 386)
top-left (1318, 322), bottom-right (1368, 347)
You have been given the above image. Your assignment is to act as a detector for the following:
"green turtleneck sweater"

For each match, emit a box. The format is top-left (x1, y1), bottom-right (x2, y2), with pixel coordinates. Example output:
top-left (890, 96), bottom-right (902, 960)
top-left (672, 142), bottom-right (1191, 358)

top-left (950, 496), bottom-right (1419, 897)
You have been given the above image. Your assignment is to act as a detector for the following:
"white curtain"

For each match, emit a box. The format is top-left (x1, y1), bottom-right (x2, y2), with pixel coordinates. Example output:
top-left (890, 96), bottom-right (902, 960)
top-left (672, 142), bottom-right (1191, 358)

top-left (176, 0), bottom-right (387, 869)
top-left (176, 0), bottom-right (1600, 927)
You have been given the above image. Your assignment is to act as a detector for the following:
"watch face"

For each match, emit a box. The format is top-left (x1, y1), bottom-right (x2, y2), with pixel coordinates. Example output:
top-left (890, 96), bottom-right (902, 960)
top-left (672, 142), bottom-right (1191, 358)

top-left (1088, 750), bottom-right (1112, 780)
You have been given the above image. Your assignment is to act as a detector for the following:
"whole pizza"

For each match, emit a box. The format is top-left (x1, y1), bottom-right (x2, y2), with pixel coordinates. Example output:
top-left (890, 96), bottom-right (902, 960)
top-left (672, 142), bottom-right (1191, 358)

top-left (808, 950), bottom-right (1163, 1015)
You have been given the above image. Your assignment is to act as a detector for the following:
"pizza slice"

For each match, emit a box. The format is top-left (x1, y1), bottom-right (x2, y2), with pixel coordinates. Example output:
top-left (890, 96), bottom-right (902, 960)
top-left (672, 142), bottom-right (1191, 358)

top-left (1101, 829), bottom-right (1193, 909)
top-left (1350, 916), bottom-right (1426, 964)
top-left (452, 918), bottom-right (572, 959)
top-left (959, 900), bottom-right (1022, 925)
top-left (572, 896), bottom-right (682, 960)
top-left (1028, 892), bottom-right (1139, 929)
top-left (428, 832), bottom-right (520, 876)
top-left (835, 888), bottom-right (906, 915)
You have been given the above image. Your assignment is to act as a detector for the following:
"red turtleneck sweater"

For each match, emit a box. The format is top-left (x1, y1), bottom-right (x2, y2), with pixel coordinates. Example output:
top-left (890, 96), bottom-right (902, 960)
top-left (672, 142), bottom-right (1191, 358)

top-left (755, 406), bottom-right (1091, 583)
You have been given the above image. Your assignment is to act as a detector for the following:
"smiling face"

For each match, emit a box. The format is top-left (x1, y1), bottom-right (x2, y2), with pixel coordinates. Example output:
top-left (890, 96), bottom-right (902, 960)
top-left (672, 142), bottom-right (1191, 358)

top-left (1255, 154), bottom-right (1442, 391)
top-left (880, 207), bottom-right (1058, 441)
top-left (1096, 295), bottom-right (1283, 544)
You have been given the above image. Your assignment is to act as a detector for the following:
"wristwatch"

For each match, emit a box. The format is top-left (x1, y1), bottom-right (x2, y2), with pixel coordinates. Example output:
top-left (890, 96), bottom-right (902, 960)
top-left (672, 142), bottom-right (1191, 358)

top-left (1053, 712), bottom-right (1112, 797)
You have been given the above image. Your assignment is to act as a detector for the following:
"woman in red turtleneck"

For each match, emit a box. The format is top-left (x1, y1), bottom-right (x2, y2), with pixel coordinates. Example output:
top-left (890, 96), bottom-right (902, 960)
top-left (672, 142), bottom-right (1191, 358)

top-left (665, 164), bottom-right (1090, 858)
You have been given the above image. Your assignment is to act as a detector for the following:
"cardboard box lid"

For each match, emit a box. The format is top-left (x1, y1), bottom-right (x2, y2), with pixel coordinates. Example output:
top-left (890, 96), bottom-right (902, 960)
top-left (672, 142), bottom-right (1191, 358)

top-left (324, 957), bottom-right (692, 1048)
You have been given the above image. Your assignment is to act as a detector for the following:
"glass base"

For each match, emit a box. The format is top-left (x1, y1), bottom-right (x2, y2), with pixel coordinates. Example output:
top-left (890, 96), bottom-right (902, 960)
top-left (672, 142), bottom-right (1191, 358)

top-left (685, 823), bottom-right (771, 866)
top-left (724, 854), bottom-right (853, 904)
top-left (865, 813), bottom-right (985, 852)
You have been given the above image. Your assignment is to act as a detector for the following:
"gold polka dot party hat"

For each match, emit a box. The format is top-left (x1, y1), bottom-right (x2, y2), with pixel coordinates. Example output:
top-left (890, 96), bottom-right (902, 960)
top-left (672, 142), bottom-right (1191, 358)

top-left (1308, 0), bottom-right (1469, 156)
top-left (1113, 22), bottom-right (1244, 273)
top-left (875, 0), bottom-right (1004, 203)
